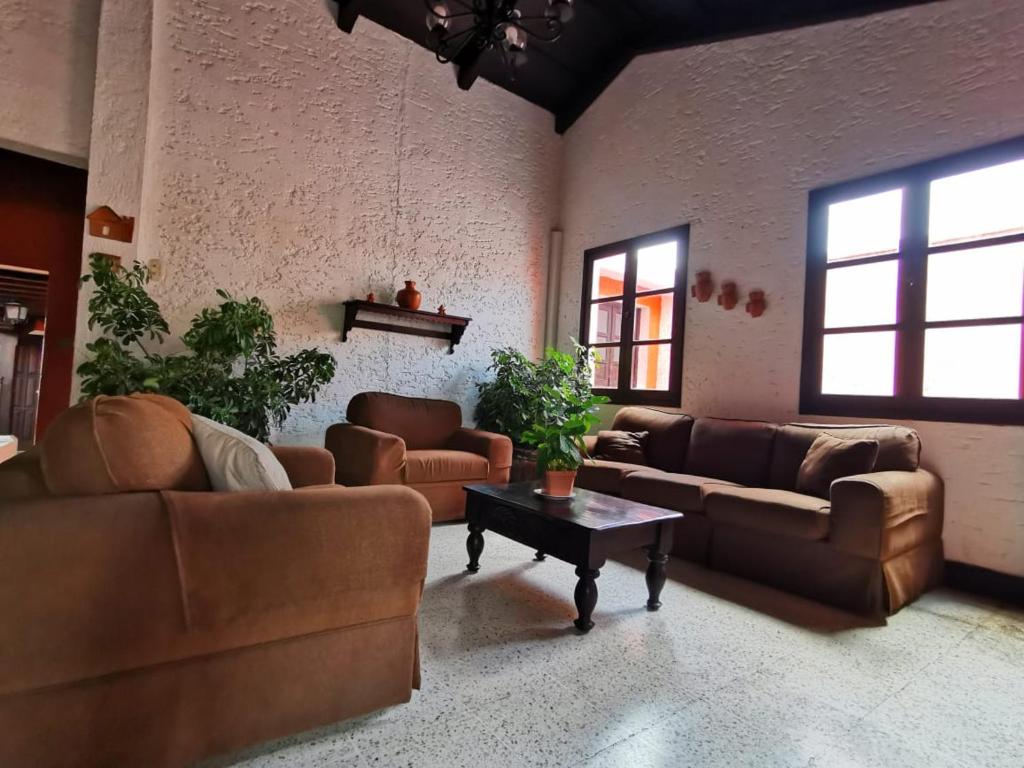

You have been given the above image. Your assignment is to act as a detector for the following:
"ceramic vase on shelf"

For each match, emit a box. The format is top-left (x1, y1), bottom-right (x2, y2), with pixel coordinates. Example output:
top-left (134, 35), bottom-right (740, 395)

top-left (396, 281), bottom-right (422, 310)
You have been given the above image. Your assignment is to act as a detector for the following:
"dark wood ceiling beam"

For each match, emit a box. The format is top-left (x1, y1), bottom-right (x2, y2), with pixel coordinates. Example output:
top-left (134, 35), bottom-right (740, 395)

top-left (635, 0), bottom-right (942, 54)
top-left (334, 0), bottom-right (364, 34)
top-left (555, 51), bottom-right (634, 134)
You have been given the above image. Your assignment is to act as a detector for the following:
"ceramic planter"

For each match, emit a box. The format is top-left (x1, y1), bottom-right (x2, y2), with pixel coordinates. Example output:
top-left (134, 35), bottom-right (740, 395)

top-left (542, 469), bottom-right (577, 497)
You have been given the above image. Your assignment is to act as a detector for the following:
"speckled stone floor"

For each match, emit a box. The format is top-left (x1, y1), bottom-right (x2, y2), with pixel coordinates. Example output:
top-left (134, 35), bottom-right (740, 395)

top-left (206, 523), bottom-right (1024, 768)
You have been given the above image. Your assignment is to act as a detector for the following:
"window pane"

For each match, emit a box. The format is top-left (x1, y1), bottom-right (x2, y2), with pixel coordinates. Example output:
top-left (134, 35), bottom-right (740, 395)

top-left (591, 254), bottom-right (626, 299)
top-left (634, 292), bottom-right (674, 341)
top-left (631, 343), bottom-right (672, 391)
top-left (929, 159), bottom-right (1024, 246)
top-left (824, 260), bottom-right (899, 328)
top-left (591, 346), bottom-right (620, 389)
top-left (926, 242), bottom-right (1024, 322)
top-left (636, 241), bottom-right (677, 293)
top-left (588, 300), bottom-right (622, 344)
top-left (827, 189), bottom-right (903, 262)
top-left (821, 331), bottom-right (896, 396)
top-left (923, 325), bottom-right (1021, 399)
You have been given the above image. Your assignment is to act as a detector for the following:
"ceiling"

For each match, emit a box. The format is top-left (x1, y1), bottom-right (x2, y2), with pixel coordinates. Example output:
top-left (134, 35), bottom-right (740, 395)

top-left (333, 0), bottom-right (940, 133)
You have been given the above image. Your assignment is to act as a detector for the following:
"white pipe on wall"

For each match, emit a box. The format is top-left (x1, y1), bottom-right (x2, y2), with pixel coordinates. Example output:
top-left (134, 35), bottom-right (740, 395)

top-left (543, 229), bottom-right (563, 350)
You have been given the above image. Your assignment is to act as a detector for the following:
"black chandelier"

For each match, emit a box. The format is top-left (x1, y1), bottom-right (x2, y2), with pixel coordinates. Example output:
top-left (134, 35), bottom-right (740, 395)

top-left (424, 0), bottom-right (575, 87)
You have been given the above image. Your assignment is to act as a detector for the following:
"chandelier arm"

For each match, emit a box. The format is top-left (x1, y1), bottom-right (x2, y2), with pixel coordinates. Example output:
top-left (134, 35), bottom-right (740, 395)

top-left (509, 19), bottom-right (563, 44)
top-left (422, 0), bottom-right (478, 21)
top-left (434, 25), bottom-right (481, 60)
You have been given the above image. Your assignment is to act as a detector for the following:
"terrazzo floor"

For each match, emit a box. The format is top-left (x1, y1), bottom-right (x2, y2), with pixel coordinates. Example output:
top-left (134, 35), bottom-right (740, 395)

top-left (206, 523), bottom-right (1024, 768)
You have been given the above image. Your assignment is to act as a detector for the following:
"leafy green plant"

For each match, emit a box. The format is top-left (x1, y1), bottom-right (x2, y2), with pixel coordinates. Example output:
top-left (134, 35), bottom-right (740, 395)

top-left (522, 388), bottom-right (606, 472)
top-left (474, 341), bottom-right (601, 447)
top-left (78, 253), bottom-right (336, 441)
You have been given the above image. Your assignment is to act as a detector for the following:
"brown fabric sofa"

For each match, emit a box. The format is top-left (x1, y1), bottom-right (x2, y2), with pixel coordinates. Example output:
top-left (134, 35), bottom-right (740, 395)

top-left (325, 392), bottom-right (513, 522)
top-left (578, 408), bottom-right (944, 615)
top-left (0, 394), bottom-right (431, 768)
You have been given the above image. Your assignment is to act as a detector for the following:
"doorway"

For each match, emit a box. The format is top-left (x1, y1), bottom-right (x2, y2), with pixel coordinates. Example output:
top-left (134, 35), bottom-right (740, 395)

top-left (1, 268), bottom-right (47, 446)
top-left (0, 148), bottom-right (88, 440)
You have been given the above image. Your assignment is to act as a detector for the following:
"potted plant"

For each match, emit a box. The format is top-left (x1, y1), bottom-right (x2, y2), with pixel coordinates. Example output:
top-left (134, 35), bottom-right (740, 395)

top-left (475, 341), bottom-right (603, 480)
top-left (77, 253), bottom-right (336, 441)
top-left (522, 388), bottom-right (607, 497)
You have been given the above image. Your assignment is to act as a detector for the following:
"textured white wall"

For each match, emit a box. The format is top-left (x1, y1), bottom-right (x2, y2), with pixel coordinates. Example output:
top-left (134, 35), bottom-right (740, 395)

top-left (558, 0), bottom-right (1024, 576)
top-left (0, 0), bottom-right (100, 166)
top-left (111, 0), bottom-right (561, 444)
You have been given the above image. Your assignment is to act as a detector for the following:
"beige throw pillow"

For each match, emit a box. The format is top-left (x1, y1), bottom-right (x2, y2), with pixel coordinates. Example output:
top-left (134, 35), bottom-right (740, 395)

top-left (796, 433), bottom-right (879, 500)
top-left (190, 414), bottom-right (292, 492)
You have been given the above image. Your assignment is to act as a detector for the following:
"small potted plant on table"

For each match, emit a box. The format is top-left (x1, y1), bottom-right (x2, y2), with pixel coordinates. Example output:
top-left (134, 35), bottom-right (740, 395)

top-left (523, 389), bottom-right (607, 498)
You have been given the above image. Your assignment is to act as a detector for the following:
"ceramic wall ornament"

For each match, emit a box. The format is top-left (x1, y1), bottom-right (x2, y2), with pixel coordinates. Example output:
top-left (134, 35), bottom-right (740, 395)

top-left (717, 281), bottom-right (738, 310)
top-left (396, 281), bottom-right (422, 310)
top-left (86, 206), bottom-right (135, 242)
top-left (691, 270), bottom-right (714, 302)
top-left (746, 290), bottom-right (767, 318)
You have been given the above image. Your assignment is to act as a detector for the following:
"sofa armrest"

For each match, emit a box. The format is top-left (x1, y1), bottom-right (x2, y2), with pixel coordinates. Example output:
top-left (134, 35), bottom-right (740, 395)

top-left (163, 485), bottom-right (431, 628)
top-left (270, 445), bottom-right (336, 487)
top-left (829, 469), bottom-right (944, 560)
top-left (582, 435), bottom-right (598, 457)
top-left (446, 427), bottom-right (513, 483)
top-left (324, 423), bottom-right (406, 486)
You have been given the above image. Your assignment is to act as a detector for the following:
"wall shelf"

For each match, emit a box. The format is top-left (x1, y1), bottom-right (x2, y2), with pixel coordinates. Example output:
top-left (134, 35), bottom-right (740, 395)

top-left (341, 300), bottom-right (471, 354)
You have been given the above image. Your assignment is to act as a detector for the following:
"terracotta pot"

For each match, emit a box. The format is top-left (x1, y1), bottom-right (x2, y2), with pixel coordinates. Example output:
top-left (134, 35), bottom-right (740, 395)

top-left (543, 469), bottom-right (577, 497)
top-left (396, 280), bottom-right (422, 310)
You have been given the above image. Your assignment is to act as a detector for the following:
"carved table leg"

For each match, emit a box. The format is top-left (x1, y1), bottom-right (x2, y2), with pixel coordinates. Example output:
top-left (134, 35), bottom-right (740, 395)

top-left (646, 548), bottom-right (668, 610)
top-left (573, 567), bottom-right (600, 633)
top-left (466, 523), bottom-right (484, 573)
top-left (534, 550), bottom-right (546, 561)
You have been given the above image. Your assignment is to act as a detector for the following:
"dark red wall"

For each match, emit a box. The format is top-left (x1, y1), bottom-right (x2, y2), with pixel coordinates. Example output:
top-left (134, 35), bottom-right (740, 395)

top-left (0, 148), bottom-right (87, 438)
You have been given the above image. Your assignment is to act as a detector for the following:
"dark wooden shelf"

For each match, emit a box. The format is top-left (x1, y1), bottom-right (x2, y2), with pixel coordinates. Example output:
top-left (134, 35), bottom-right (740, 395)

top-left (341, 300), bottom-right (471, 354)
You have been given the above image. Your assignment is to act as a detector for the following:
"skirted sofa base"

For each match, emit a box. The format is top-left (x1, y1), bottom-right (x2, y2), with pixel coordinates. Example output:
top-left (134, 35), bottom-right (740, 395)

top-left (578, 408), bottom-right (944, 615)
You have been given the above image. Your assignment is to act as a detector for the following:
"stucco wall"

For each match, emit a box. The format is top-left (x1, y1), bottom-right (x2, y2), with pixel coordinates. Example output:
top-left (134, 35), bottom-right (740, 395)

top-left (557, 0), bottom-right (1024, 575)
top-left (108, 0), bottom-right (561, 444)
top-left (0, 0), bottom-right (100, 166)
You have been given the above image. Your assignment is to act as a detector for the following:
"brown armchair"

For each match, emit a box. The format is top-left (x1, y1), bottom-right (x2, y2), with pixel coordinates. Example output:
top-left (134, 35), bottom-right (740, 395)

top-left (0, 394), bottom-right (431, 768)
top-left (325, 392), bottom-right (513, 522)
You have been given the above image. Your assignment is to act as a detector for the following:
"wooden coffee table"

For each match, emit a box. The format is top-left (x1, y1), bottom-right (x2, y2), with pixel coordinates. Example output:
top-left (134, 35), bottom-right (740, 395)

top-left (463, 482), bottom-right (684, 633)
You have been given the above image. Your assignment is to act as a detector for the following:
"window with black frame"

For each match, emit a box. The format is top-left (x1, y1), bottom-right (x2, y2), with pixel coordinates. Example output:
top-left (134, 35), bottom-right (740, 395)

top-left (579, 225), bottom-right (689, 406)
top-left (801, 137), bottom-right (1024, 425)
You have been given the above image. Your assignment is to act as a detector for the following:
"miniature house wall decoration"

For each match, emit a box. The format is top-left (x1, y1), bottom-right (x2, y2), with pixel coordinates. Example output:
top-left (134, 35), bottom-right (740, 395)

top-left (86, 206), bottom-right (135, 243)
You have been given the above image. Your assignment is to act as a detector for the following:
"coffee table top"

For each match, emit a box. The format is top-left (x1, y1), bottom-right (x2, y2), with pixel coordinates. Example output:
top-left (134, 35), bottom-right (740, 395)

top-left (464, 481), bottom-right (683, 532)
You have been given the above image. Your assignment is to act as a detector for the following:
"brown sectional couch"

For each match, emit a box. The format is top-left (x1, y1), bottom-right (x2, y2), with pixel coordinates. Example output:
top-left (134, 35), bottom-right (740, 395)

top-left (578, 408), bottom-right (944, 615)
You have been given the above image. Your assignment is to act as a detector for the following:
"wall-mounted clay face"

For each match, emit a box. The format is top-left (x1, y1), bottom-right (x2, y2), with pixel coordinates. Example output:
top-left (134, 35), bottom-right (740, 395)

top-left (717, 281), bottom-right (738, 310)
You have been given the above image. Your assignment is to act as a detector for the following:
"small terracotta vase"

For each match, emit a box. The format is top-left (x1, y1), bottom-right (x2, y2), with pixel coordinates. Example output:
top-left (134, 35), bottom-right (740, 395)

top-left (396, 281), bottom-right (422, 310)
top-left (543, 469), bottom-right (577, 497)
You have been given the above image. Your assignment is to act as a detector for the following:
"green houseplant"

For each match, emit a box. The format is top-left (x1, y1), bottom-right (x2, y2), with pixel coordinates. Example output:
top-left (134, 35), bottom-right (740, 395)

top-left (78, 253), bottom-right (336, 441)
top-left (474, 341), bottom-right (599, 447)
top-left (522, 386), bottom-right (606, 496)
top-left (476, 341), bottom-right (608, 493)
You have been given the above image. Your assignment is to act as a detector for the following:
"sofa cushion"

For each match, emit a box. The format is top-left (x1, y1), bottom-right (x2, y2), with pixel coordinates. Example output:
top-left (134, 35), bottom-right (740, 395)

top-left (40, 394), bottom-right (210, 496)
top-left (405, 449), bottom-right (488, 484)
top-left (796, 434), bottom-right (879, 500)
top-left (575, 459), bottom-right (646, 495)
top-left (705, 486), bottom-right (831, 541)
top-left (611, 408), bottom-right (694, 473)
top-left (622, 469), bottom-right (739, 513)
top-left (770, 423), bottom-right (921, 491)
top-left (684, 417), bottom-right (777, 486)
top-left (190, 415), bottom-right (292, 492)
top-left (347, 392), bottom-right (462, 450)
top-left (594, 430), bottom-right (648, 464)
